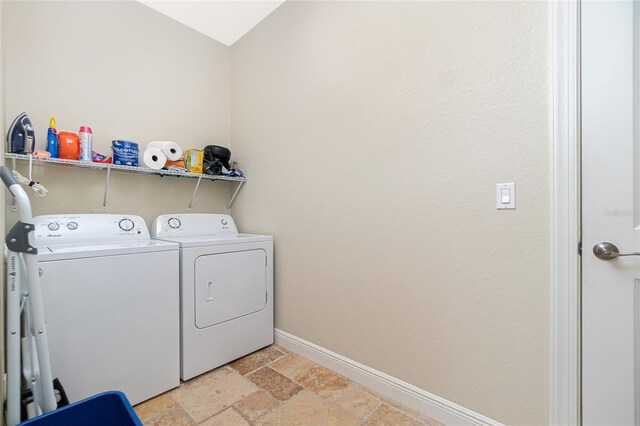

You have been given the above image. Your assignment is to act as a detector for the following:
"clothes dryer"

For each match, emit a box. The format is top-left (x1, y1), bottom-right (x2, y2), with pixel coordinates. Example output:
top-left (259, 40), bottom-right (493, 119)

top-left (151, 213), bottom-right (273, 380)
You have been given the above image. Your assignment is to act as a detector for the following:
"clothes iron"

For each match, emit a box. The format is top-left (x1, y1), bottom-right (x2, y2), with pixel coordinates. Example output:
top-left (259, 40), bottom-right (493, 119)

top-left (6, 112), bottom-right (35, 154)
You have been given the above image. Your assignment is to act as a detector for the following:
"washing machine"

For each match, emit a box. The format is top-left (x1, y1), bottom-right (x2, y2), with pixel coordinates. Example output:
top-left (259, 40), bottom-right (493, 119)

top-left (33, 214), bottom-right (180, 405)
top-left (151, 213), bottom-right (273, 380)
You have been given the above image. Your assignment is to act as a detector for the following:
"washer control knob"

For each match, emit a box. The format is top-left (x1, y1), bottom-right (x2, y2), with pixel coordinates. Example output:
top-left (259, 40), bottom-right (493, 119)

top-left (221, 219), bottom-right (228, 226)
top-left (47, 222), bottom-right (60, 231)
top-left (67, 222), bottom-right (78, 231)
top-left (119, 219), bottom-right (135, 232)
top-left (168, 217), bottom-right (181, 229)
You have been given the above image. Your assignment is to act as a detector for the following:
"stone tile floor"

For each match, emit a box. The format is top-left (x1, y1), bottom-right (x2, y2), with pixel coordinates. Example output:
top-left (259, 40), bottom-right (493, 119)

top-left (134, 345), bottom-right (443, 426)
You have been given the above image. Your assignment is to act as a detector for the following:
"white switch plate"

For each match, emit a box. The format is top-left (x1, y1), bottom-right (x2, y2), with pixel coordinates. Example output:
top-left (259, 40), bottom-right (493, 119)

top-left (496, 183), bottom-right (515, 209)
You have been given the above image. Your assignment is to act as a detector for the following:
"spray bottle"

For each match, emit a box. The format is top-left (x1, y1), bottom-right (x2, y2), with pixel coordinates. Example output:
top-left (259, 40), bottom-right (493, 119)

top-left (46, 116), bottom-right (58, 158)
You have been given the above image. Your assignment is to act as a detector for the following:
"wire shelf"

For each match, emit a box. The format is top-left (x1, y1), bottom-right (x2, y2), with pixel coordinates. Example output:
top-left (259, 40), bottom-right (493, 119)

top-left (4, 153), bottom-right (246, 182)
top-left (5, 153), bottom-right (246, 211)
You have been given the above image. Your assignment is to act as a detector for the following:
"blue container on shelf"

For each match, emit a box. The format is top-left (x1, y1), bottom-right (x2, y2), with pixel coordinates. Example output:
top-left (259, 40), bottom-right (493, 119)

top-left (18, 391), bottom-right (142, 426)
top-left (112, 140), bottom-right (139, 166)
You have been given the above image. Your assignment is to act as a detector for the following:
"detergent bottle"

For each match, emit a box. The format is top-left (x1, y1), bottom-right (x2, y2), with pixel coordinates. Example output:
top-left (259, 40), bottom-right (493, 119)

top-left (58, 132), bottom-right (80, 160)
top-left (46, 116), bottom-right (58, 158)
top-left (78, 126), bottom-right (93, 161)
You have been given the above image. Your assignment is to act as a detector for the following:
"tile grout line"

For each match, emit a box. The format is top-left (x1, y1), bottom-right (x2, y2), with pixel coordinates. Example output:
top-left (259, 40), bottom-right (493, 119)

top-left (375, 396), bottom-right (429, 424)
top-left (183, 406), bottom-right (197, 426)
top-left (170, 366), bottom-right (266, 426)
top-left (360, 402), bottom-right (381, 424)
top-left (337, 383), bottom-right (385, 422)
top-left (331, 383), bottom-right (380, 424)
top-left (263, 354), bottom-right (311, 389)
top-left (242, 352), bottom-right (305, 423)
top-left (359, 385), bottom-right (429, 424)
top-left (228, 364), bottom-right (276, 395)
top-left (249, 388), bottom-right (313, 425)
top-left (237, 390), bottom-right (285, 424)
top-left (173, 395), bottom-right (198, 426)
top-left (189, 403), bottom-right (241, 425)
top-left (145, 406), bottom-right (194, 426)
top-left (228, 349), bottom-right (287, 377)
top-left (137, 394), bottom-right (184, 425)
top-left (226, 361), bottom-right (289, 424)
top-left (230, 404), bottom-right (256, 426)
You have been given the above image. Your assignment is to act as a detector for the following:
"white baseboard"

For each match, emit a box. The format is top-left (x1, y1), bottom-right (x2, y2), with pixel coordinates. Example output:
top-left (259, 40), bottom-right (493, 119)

top-left (274, 329), bottom-right (503, 426)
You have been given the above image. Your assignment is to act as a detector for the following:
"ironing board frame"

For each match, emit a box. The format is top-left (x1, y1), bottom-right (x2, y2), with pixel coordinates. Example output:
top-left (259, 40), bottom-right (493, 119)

top-left (2, 167), bottom-right (57, 425)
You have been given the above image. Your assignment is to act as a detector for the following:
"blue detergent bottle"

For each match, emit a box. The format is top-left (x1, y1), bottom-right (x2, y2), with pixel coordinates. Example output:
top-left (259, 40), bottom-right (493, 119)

top-left (46, 116), bottom-right (58, 158)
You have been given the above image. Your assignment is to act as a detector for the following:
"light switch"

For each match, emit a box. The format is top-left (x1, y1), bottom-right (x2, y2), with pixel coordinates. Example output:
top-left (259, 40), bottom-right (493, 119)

top-left (497, 183), bottom-right (515, 209)
top-left (501, 188), bottom-right (510, 204)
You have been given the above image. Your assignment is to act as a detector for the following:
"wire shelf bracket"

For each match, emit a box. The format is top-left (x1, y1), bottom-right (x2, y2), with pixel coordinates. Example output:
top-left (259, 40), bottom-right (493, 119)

top-left (102, 167), bottom-right (112, 212)
top-left (227, 180), bottom-right (244, 210)
top-left (188, 175), bottom-right (203, 211)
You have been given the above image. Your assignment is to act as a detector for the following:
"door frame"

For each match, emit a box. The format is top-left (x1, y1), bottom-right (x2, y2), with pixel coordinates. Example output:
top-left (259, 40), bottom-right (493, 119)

top-left (550, 1), bottom-right (581, 425)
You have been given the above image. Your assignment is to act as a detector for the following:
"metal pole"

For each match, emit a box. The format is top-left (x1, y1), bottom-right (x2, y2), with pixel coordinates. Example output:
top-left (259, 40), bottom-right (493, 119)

top-left (5, 250), bottom-right (21, 426)
top-left (11, 157), bottom-right (17, 212)
top-left (15, 193), bottom-right (57, 413)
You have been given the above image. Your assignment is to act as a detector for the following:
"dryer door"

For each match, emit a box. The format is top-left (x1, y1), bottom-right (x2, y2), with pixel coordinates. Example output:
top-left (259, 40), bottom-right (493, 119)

top-left (194, 249), bottom-right (267, 328)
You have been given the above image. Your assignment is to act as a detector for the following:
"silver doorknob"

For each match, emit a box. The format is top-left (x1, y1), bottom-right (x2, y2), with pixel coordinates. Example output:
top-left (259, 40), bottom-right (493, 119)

top-left (593, 242), bottom-right (640, 260)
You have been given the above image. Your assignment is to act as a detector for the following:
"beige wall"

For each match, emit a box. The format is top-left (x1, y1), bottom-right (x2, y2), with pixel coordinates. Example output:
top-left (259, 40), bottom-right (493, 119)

top-left (231, 2), bottom-right (550, 424)
top-left (0, 0), bottom-right (5, 407)
top-left (2, 1), bottom-right (551, 423)
top-left (2, 1), bottom-right (232, 225)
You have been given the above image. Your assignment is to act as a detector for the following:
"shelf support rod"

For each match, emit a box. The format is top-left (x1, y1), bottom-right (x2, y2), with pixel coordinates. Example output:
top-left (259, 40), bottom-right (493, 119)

top-left (188, 175), bottom-right (203, 211)
top-left (11, 157), bottom-right (17, 212)
top-left (102, 167), bottom-right (111, 212)
top-left (227, 180), bottom-right (244, 210)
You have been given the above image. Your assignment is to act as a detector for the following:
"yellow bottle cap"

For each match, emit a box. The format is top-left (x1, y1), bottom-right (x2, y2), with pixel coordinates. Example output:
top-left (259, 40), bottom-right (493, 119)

top-left (49, 116), bottom-right (56, 128)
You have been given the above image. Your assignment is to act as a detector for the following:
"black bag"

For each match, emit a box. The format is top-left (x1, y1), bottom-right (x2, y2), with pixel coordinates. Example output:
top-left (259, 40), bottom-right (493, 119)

top-left (203, 145), bottom-right (231, 175)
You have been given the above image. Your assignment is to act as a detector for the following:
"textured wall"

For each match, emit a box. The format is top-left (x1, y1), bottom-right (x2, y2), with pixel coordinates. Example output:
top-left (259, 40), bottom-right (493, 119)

top-left (0, 0), bottom-right (5, 407)
top-left (231, 2), bottom-right (550, 424)
top-left (3, 1), bottom-right (232, 225)
top-left (2, 1), bottom-right (551, 423)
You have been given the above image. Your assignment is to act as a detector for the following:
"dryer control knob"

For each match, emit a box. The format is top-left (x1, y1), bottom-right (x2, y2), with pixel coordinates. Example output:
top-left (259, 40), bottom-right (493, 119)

top-left (67, 222), bottom-right (78, 231)
top-left (168, 217), bottom-right (181, 229)
top-left (119, 219), bottom-right (135, 232)
top-left (47, 222), bottom-right (60, 231)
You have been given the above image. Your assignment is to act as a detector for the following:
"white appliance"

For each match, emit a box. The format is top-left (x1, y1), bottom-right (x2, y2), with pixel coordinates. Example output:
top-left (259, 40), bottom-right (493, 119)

top-left (151, 213), bottom-right (273, 380)
top-left (33, 214), bottom-right (180, 405)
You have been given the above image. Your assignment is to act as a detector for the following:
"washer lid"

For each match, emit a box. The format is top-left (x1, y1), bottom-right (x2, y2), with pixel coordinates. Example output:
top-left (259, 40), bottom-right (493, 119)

top-left (37, 240), bottom-right (178, 261)
top-left (155, 233), bottom-right (272, 248)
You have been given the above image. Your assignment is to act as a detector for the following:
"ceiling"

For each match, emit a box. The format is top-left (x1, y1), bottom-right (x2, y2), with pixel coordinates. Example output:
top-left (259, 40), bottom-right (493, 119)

top-left (139, 0), bottom-right (285, 46)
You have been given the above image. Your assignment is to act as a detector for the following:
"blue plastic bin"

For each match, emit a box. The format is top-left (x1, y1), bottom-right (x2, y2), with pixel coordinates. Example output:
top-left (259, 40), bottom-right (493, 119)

top-left (18, 391), bottom-right (142, 426)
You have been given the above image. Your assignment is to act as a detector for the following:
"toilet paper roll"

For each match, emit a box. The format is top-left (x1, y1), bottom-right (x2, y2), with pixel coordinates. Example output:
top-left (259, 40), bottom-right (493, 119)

top-left (142, 147), bottom-right (167, 170)
top-left (147, 141), bottom-right (183, 161)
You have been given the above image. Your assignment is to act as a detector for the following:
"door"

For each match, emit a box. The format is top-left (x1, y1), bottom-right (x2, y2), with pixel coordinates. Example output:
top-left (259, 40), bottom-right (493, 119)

top-left (194, 249), bottom-right (267, 328)
top-left (582, 1), bottom-right (638, 424)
